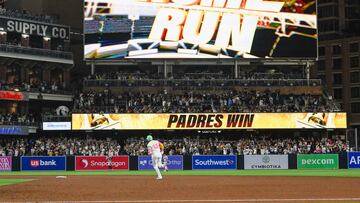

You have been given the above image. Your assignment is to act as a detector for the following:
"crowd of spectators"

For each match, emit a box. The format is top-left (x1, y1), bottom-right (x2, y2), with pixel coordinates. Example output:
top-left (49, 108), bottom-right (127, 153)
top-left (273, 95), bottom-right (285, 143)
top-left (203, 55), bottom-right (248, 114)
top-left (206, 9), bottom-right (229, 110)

top-left (0, 38), bottom-right (67, 52)
top-left (0, 136), bottom-right (121, 157)
top-left (86, 72), bottom-right (156, 80)
top-left (0, 80), bottom-right (70, 94)
top-left (0, 113), bottom-right (36, 126)
top-left (0, 8), bottom-right (58, 23)
top-left (0, 135), bottom-right (349, 157)
top-left (125, 135), bottom-right (349, 156)
top-left (83, 71), bottom-right (321, 89)
top-left (73, 89), bottom-right (337, 113)
top-left (84, 71), bottom-right (304, 81)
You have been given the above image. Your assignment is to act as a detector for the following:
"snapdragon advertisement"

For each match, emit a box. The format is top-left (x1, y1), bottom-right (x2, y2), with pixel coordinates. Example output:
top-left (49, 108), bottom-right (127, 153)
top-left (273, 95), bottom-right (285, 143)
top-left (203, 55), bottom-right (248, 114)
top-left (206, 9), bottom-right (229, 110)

top-left (75, 156), bottom-right (129, 170)
top-left (84, 0), bottom-right (317, 59)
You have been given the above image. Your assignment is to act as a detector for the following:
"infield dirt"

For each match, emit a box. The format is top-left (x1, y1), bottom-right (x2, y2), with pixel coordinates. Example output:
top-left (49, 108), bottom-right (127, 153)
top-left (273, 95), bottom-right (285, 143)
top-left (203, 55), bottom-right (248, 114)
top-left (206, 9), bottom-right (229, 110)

top-left (0, 176), bottom-right (360, 202)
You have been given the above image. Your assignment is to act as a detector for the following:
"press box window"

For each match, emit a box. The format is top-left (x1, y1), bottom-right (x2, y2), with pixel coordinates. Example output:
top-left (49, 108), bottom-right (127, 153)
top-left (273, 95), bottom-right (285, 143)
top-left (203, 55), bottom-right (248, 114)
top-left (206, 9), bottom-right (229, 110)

top-left (318, 60), bottom-right (326, 71)
top-left (350, 42), bottom-right (359, 53)
top-left (332, 45), bottom-right (341, 55)
top-left (318, 74), bottom-right (326, 84)
top-left (333, 58), bottom-right (342, 69)
top-left (351, 102), bottom-right (360, 113)
top-left (350, 56), bottom-right (359, 68)
top-left (351, 87), bottom-right (360, 98)
top-left (333, 73), bottom-right (342, 85)
top-left (318, 47), bottom-right (325, 56)
top-left (333, 88), bottom-right (343, 100)
top-left (351, 72), bottom-right (360, 83)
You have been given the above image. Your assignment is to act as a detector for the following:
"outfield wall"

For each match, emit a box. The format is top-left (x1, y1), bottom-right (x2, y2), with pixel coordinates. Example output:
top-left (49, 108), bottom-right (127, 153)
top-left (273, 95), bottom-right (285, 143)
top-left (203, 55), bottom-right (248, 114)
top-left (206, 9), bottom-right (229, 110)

top-left (4, 152), bottom-right (359, 171)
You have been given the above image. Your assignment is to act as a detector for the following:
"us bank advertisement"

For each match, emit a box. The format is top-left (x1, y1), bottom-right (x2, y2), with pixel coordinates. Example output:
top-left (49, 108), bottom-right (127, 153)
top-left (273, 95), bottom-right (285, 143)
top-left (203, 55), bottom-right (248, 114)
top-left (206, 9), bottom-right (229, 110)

top-left (72, 113), bottom-right (347, 130)
top-left (21, 156), bottom-right (66, 171)
top-left (84, 0), bottom-right (317, 59)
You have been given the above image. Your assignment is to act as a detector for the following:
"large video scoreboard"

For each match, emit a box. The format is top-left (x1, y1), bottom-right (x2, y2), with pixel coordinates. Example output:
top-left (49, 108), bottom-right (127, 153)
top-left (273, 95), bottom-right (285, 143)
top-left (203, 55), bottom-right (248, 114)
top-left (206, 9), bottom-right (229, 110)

top-left (84, 0), bottom-right (317, 60)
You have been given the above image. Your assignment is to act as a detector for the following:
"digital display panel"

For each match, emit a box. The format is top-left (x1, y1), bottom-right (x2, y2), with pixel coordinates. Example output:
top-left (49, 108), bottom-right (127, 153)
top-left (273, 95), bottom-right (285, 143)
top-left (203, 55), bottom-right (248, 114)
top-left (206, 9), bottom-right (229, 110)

top-left (72, 113), bottom-right (346, 130)
top-left (84, 0), bottom-right (317, 60)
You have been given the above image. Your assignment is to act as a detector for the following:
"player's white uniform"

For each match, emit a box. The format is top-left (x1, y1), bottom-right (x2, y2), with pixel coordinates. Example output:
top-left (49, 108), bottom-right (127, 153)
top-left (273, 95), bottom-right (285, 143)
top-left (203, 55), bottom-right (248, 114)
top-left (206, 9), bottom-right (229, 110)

top-left (147, 140), bottom-right (164, 179)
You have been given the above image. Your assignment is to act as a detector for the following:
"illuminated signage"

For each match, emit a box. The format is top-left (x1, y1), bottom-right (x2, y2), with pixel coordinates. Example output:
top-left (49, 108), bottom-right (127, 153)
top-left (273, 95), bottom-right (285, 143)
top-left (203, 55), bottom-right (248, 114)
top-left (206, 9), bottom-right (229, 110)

top-left (0, 126), bottom-right (28, 135)
top-left (72, 113), bottom-right (346, 130)
top-left (0, 16), bottom-right (70, 40)
top-left (42, 122), bottom-right (71, 130)
top-left (84, 0), bottom-right (317, 59)
top-left (0, 91), bottom-right (28, 101)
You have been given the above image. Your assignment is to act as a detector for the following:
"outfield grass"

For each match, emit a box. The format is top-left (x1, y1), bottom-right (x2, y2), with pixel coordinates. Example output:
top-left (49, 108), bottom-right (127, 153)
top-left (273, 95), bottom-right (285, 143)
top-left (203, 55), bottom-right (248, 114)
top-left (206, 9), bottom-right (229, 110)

top-left (0, 179), bottom-right (34, 186)
top-left (1, 169), bottom-right (360, 177)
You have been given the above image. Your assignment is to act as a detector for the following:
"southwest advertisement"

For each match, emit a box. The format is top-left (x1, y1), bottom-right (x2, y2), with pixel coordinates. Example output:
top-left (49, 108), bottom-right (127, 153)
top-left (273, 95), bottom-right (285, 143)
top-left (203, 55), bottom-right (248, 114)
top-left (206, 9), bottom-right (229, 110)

top-left (21, 156), bottom-right (66, 171)
top-left (297, 154), bottom-right (339, 169)
top-left (72, 113), bottom-right (347, 130)
top-left (244, 155), bottom-right (288, 170)
top-left (138, 155), bottom-right (183, 170)
top-left (75, 156), bottom-right (129, 170)
top-left (0, 156), bottom-right (12, 171)
top-left (84, 0), bottom-right (317, 59)
top-left (348, 152), bottom-right (360, 169)
top-left (192, 155), bottom-right (236, 170)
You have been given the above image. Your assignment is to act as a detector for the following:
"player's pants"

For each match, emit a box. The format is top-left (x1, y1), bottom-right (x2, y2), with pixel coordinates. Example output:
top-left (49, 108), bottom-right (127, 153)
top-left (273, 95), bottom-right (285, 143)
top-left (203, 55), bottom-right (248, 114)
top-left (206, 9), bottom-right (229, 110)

top-left (152, 154), bottom-right (164, 178)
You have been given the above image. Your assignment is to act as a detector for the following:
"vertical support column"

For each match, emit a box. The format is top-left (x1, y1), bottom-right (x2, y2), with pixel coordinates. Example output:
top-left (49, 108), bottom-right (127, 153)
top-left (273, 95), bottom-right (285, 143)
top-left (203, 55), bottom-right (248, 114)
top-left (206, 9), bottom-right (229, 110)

top-left (164, 60), bottom-right (167, 79)
top-left (91, 62), bottom-right (95, 75)
top-left (21, 34), bottom-right (29, 47)
top-left (43, 37), bottom-right (51, 50)
top-left (234, 60), bottom-right (239, 79)
top-left (64, 40), bottom-right (70, 52)
top-left (345, 129), bottom-right (348, 148)
top-left (0, 65), bottom-right (7, 82)
top-left (356, 128), bottom-right (358, 151)
top-left (165, 64), bottom-right (173, 78)
top-left (21, 67), bottom-right (27, 83)
top-left (43, 69), bottom-right (51, 83)
top-left (63, 70), bottom-right (70, 89)
top-left (306, 62), bottom-right (310, 86)
top-left (158, 65), bottom-right (162, 74)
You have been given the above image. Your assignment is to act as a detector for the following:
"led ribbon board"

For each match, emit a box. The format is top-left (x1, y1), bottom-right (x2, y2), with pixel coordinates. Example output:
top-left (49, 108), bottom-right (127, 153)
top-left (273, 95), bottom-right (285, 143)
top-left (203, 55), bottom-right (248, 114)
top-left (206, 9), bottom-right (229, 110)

top-left (84, 0), bottom-right (317, 59)
top-left (72, 113), bottom-right (346, 130)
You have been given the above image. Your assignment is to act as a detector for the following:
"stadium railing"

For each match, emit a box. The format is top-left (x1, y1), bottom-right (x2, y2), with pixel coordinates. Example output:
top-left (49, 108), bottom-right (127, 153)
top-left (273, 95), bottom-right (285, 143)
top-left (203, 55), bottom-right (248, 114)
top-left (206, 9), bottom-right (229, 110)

top-left (0, 44), bottom-right (73, 60)
top-left (83, 79), bottom-right (322, 87)
top-left (42, 115), bottom-right (71, 122)
top-left (0, 121), bottom-right (38, 127)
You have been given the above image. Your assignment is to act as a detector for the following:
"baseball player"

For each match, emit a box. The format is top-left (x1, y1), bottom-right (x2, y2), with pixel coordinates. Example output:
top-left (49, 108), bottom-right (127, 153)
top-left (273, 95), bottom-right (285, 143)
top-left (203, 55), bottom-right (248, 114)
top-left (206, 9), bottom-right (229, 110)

top-left (147, 135), bottom-right (165, 180)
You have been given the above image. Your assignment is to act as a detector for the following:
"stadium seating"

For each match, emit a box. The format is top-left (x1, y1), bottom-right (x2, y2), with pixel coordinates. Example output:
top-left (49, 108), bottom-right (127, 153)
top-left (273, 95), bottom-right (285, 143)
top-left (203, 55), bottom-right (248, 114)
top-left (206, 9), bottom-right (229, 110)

top-left (0, 135), bottom-right (348, 157)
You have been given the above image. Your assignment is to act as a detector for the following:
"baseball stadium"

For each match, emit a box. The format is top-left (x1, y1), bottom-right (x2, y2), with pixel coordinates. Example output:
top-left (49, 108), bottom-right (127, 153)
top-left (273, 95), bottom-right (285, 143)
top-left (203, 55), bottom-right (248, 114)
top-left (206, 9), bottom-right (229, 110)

top-left (1, 0), bottom-right (360, 202)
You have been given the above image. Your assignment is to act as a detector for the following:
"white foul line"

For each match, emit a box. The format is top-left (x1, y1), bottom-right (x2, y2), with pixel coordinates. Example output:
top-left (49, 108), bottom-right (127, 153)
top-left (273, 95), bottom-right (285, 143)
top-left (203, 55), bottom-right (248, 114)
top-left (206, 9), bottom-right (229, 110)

top-left (13, 198), bottom-right (360, 203)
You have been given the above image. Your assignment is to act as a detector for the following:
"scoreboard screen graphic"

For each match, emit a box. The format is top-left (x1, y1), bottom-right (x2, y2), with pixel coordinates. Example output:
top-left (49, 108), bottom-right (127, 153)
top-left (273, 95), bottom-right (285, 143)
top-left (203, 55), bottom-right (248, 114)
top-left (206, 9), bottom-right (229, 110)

top-left (84, 0), bottom-right (317, 60)
top-left (72, 113), bottom-right (347, 130)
